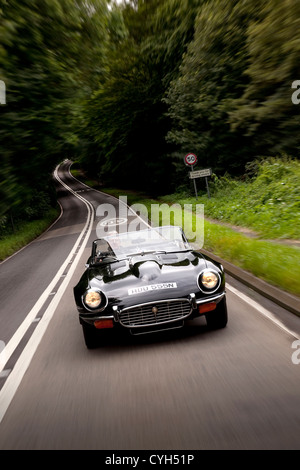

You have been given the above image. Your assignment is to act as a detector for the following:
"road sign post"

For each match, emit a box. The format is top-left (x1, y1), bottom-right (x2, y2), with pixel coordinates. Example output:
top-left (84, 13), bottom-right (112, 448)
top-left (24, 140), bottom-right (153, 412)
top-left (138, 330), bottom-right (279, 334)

top-left (191, 165), bottom-right (198, 199)
top-left (188, 167), bottom-right (212, 199)
top-left (184, 154), bottom-right (198, 200)
top-left (205, 176), bottom-right (211, 199)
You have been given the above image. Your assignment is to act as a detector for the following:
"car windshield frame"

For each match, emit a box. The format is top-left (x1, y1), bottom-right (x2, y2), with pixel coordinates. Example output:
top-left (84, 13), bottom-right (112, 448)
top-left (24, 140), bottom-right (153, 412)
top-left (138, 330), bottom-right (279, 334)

top-left (90, 226), bottom-right (192, 265)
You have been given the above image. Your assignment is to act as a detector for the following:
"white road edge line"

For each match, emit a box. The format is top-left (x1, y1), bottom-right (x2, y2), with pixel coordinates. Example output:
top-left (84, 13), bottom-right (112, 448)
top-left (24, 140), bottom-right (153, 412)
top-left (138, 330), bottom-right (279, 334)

top-left (0, 165), bottom-right (94, 424)
top-left (226, 284), bottom-right (300, 340)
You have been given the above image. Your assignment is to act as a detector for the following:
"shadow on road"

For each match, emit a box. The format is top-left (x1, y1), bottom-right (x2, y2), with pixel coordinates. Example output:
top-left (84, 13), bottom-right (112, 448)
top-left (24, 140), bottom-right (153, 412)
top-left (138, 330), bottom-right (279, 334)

top-left (83, 317), bottom-right (228, 353)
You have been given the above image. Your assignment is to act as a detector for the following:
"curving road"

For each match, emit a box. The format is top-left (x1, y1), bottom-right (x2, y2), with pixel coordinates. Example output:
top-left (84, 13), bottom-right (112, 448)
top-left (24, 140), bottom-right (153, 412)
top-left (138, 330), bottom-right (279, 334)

top-left (0, 161), bottom-right (300, 450)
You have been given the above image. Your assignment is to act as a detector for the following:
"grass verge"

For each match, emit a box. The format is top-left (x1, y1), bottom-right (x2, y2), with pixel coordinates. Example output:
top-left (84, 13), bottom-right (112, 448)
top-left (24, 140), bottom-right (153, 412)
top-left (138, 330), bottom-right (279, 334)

top-left (0, 207), bottom-right (60, 262)
top-left (202, 221), bottom-right (300, 297)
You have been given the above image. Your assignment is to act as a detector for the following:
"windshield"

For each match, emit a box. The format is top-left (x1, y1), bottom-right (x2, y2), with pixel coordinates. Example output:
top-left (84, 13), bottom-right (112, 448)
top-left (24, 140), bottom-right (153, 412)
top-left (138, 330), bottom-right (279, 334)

top-left (91, 226), bottom-right (191, 263)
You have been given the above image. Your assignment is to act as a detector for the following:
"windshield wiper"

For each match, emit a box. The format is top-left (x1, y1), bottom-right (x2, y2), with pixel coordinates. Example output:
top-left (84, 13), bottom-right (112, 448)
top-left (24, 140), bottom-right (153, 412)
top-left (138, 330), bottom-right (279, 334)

top-left (127, 250), bottom-right (167, 257)
top-left (167, 249), bottom-right (192, 253)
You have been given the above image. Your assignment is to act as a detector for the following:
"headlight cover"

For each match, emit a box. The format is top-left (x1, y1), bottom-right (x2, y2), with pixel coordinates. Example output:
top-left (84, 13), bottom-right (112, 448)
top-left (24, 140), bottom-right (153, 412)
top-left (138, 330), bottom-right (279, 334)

top-left (198, 270), bottom-right (221, 293)
top-left (83, 289), bottom-right (106, 311)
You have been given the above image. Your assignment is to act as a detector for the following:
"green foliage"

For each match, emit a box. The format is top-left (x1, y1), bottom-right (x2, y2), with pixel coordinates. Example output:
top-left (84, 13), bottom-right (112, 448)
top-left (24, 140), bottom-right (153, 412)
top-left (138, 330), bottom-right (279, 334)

top-left (165, 0), bottom-right (261, 179)
top-left (203, 220), bottom-right (300, 297)
top-left (77, 0), bottom-right (200, 194)
top-left (229, 0), bottom-right (300, 155)
top-left (0, 0), bottom-right (109, 218)
top-left (0, 207), bottom-right (59, 261)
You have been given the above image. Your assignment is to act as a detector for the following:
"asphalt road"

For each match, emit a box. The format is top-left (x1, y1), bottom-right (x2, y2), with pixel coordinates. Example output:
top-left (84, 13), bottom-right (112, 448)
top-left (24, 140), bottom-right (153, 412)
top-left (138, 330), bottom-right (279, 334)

top-left (0, 161), bottom-right (300, 450)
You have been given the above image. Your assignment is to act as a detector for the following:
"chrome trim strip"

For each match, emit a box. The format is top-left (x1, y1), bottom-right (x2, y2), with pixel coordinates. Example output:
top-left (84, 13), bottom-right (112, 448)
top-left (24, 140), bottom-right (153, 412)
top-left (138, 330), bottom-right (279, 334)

top-left (121, 297), bottom-right (191, 312)
top-left (112, 305), bottom-right (119, 322)
top-left (196, 292), bottom-right (225, 304)
top-left (80, 314), bottom-right (115, 323)
top-left (189, 293), bottom-right (197, 309)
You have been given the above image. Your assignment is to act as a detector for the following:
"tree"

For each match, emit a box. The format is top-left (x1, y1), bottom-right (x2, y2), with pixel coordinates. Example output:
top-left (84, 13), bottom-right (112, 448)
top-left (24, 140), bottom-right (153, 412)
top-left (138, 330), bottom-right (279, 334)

top-left (165, 0), bottom-right (263, 183)
top-left (228, 0), bottom-right (300, 157)
top-left (0, 0), bottom-right (109, 219)
top-left (78, 0), bottom-right (200, 194)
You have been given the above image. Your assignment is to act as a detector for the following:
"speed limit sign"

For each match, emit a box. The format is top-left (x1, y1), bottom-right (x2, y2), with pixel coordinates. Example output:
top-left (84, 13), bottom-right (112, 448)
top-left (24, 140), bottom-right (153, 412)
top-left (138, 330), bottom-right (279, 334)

top-left (184, 153), bottom-right (198, 166)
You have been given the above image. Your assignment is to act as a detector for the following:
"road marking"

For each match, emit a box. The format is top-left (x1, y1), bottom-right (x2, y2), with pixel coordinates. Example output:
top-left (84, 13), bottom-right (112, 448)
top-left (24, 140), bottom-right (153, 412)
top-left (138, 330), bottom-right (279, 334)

top-left (67, 162), bottom-right (152, 229)
top-left (0, 370), bottom-right (11, 379)
top-left (0, 341), bottom-right (6, 372)
top-left (227, 284), bottom-right (300, 340)
top-left (0, 165), bottom-right (94, 423)
top-left (100, 217), bottom-right (128, 227)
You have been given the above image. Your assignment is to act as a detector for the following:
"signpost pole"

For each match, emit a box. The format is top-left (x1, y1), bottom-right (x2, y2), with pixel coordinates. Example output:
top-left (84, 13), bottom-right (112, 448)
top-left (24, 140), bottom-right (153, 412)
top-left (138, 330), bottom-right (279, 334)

top-left (192, 165), bottom-right (198, 200)
top-left (205, 176), bottom-right (210, 199)
top-left (188, 166), bottom-right (212, 199)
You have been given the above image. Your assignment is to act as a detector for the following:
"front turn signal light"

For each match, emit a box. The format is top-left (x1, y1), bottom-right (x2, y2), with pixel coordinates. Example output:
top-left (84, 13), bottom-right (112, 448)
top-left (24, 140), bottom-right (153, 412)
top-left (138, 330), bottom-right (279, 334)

top-left (198, 302), bottom-right (217, 314)
top-left (94, 319), bottom-right (114, 329)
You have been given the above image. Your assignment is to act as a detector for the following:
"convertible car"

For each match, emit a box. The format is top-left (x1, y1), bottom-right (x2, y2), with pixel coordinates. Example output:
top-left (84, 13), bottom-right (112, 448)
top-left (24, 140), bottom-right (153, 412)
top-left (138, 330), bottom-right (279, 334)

top-left (73, 226), bottom-right (228, 348)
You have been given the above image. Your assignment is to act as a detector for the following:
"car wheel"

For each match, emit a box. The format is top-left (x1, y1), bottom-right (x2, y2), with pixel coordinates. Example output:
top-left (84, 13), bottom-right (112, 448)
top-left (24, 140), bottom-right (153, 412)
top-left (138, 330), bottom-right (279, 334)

top-left (82, 322), bottom-right (100, 349)
top-left (205, 297), bottom-right (228, 329)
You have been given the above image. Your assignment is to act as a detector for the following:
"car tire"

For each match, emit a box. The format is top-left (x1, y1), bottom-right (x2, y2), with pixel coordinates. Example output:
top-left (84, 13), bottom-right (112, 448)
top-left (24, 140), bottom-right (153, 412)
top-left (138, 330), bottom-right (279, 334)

top-left (205, 297), bottom-right (228, 329)
top-left (82, 322), bottom-right (100, 349)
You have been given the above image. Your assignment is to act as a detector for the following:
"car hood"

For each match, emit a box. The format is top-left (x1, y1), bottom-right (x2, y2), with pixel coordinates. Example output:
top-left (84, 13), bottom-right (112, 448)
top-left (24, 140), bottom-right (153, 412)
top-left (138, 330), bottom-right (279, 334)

top-left (78, 251), bottom-right (221, 309)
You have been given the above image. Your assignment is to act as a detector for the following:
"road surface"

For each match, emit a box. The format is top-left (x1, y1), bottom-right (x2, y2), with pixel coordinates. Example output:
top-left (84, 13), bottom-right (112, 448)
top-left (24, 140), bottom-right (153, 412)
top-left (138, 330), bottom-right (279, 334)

top-left (0, 161), bottom-right (299, 450)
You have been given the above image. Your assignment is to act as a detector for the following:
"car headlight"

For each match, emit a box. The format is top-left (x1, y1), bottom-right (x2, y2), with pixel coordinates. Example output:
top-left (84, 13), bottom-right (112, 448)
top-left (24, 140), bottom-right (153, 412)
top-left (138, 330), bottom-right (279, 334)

top-left (198, 270), bottom-right (220, 293)
top-left (83, 290), bottom-right (102, 309)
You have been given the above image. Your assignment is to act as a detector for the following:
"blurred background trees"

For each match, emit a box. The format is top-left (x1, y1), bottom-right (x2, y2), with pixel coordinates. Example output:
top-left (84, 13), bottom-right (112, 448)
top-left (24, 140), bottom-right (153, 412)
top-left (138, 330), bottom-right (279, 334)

top-left (1, 0), bottom-right (300, 221)
top-left (0, 0), bottom-right (109, 223)
top-left (77, 0), bottom-right (200, 193)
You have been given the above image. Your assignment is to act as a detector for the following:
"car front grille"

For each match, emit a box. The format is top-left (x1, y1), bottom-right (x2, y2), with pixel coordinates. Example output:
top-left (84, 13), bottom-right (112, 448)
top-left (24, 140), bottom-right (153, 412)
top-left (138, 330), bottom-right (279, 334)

top-left (119, 299), bottom-right (192, 328)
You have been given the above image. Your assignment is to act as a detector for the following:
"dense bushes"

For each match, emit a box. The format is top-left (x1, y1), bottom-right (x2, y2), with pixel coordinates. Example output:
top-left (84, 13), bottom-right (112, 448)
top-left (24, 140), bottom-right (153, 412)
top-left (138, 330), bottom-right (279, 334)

top-left (0, 190), bottom-right (54, 238)
top-left (162, 157), bottom-right (300, 239)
